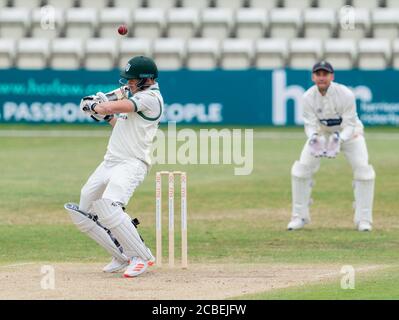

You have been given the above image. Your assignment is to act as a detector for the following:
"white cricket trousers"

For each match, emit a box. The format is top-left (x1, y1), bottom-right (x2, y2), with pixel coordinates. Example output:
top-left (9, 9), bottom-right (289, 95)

top-left (79, 158), bottom-right (148, 213)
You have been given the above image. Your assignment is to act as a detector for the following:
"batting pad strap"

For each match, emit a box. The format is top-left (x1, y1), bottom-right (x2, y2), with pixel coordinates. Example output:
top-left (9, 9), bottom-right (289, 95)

top-left (291, 161), bottom-right (313, 179)
top-left (354, 165), bottom-right (375, 181)
top-left (93, 199), bottom-right (153, 261)
top-left (64, 203), bottom-right (128, 262)
top-left (93, 200), bottom-right (125, 229)
top-left (66, 205), bottom-right (98, 233)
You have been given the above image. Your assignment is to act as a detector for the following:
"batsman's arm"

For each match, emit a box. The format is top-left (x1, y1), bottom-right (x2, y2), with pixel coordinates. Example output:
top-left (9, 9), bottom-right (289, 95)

top-left (102, 86), bottom-right (129, 101)
top-left (93, 99), bottom-right (134, 115)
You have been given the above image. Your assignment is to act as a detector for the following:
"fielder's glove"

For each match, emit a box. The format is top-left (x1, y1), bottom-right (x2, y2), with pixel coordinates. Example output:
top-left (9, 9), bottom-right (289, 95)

top-left (309, 133), bottom-right (326, 158)
top-left (325, 132), bottom-right (341, 158)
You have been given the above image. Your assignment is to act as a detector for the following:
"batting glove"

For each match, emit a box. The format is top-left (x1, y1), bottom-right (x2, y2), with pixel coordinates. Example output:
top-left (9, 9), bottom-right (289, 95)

top-left (80, 95), bottom-right (98, 115)
top-left (80, 95), bottom-right (114, 123)
top-left (95, 92), bottom-right (109, 103)
top-left (93, 92), bottom-right (114, 122)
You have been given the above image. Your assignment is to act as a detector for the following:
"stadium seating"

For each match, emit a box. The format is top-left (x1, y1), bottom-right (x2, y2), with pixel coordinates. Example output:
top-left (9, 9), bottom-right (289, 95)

top-left (133, 8), bottom-right (165, 39)
top-left (167, 8), bottom-right (200, 39)
top-left (248, 0), bottom-right (279, 9)
top-left (46, 0), bottom-right (76, 9)
top-left (118, 38), bottom-right (151, 68)
top-left (358, 39), bottom-right (391, 70)
top-left (186, 38), bottom-right (219, 70)
top-left (16, 38), bottom-right (49, 69)
top-left (0, 39), bottom-right (15, 68)
top-left (254, 39), bottom-right (288, 69)
top-left (220, 39), bottom-right (253, 69)
top-left (13, 0), bottom-right (41, 8)
top-left (0, 8), bottom-right (30, 39)
top-left (235, 8), bottom-right (268, 39)
top-left (79, 0), bottom-right (110, 9)
top-left (180, 0), bottom-right (211, 9)
top-left (352, 0), bottom-right (381, 9)
top-left (152, 38), bottom-right (186, 70)
top-left (31, 7), bottom-right (64, 39)
top-left (372, 9), bottom-right (399, 39)
top-left (282, 0), bottom-right (313, 9)
top-left (289, 38), bottom-right (323, 69)
top-left (201, 8), bottom-right (234, 39)
top-left (303, 8), bottom-right (336, 40)
top-left (65, 8), bottom-right (98, 39)
top-left (147, 0), bottom-right (177, 9)
top-left (337, 8), bottom-right (371, 39)
top-left (98, 8), bottom-right (131, 38)
top-left (215, 0), bottom-right (245, 9)
top-left (113, 0), bottom-right (142, 8)
top-left (0, 0), bottom-right (398, 70)
top-left (50, 38), bottom-right (83, 70)
top-left (386, 0), bottom-right (399, 7)
top-left (317, 0), bottom-right (347, 9)
top-left (84, 38), bottom-right (118, 70)
top-left (324, 39), bottom-right (357, 70)
top-left (269, 8), bottom-right (302, 39)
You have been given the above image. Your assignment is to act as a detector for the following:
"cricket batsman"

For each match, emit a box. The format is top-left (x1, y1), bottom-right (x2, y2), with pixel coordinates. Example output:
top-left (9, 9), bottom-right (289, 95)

top-left (64, 56), bottom-right (163, 277)
top-left (287, 61), bottom-right (375, 232)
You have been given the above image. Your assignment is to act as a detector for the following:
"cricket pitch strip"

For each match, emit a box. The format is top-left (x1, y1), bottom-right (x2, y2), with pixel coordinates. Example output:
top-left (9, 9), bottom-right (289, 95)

top-left (0, 262), bottom-right (382, 300)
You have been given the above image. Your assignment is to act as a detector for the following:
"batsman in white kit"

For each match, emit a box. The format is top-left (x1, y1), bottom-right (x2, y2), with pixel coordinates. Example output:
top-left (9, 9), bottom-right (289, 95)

top-left (288, 61), bottom-right (375, 232)
top-left (64, 56), bottom-right (163, 278)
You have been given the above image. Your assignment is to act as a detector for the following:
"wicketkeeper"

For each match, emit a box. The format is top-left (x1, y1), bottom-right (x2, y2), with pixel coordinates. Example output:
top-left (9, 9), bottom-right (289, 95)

top-left (288, 61), bottom-right (375, 232)
top-left (65, 56), bottom-right (163, 277)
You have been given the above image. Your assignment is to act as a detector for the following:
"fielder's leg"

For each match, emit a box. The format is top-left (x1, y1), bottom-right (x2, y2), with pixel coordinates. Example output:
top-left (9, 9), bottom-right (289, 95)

top-left (288, 140), bottom-right (320, 230)
top-left (342, 136), bottom-right (375, 231)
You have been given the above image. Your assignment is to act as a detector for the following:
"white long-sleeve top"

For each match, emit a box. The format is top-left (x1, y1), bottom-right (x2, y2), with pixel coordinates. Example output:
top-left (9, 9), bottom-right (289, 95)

top-left (302, 81), bottom-right (364, 142)
top-left (104, 83), bottom-right (163, 167)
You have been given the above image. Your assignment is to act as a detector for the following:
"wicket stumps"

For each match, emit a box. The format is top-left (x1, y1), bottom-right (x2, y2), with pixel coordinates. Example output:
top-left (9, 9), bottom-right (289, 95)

top-left (156, 171), bottom-right (188, 269)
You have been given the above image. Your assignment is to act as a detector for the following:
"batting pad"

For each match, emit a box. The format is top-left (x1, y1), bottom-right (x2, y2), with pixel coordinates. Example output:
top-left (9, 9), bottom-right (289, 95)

top-left (64, 203), bottom-right (128, 262)
top-left (291, 162), bottom-right (313, 222)
top-left (92, 199), bottom-right (153, 261)
top-left (353, 165), bottom-right (375, 225)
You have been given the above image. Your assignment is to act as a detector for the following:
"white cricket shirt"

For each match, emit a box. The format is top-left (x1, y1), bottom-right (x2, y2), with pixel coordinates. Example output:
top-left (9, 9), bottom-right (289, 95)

top-left (104, 83), bottom-right (163, 166)
top-left (302, 81), bottom-right (364, 141)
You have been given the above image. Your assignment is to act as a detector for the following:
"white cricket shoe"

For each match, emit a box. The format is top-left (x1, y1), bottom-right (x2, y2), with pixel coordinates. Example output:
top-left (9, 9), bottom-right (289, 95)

top-left (123, 247), bottom-right (155, 278)
top-left (287, 217), bottom-right (307, 231)
top-left (103, 257), bottom-right (129, 273)
top-left (123, 257), bottom-right (153, 278)
top-left (358, 221), bottom-right (372, 232)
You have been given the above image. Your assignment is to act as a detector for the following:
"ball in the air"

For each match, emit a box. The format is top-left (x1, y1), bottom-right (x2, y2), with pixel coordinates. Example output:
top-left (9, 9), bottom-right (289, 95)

top-left (118, 25), bottom-right (128, 35)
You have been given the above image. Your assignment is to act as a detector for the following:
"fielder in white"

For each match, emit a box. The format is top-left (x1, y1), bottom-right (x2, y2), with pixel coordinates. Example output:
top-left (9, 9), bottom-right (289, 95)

top-left (64, 56), bottom-right (163, 278)
top-left (288, 61), bottom-right (375, 232)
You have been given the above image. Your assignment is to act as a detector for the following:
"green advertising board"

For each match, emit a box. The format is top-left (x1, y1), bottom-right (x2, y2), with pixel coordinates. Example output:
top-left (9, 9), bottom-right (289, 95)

top-left (1, 68), bottom-right (398, 126)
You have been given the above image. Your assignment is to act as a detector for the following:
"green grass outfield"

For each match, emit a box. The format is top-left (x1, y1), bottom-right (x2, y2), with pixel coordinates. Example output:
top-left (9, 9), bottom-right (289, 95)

top-left (232, 265), bottom-right (399, 300)
top-left (1, 124), bottom-right (399, 299)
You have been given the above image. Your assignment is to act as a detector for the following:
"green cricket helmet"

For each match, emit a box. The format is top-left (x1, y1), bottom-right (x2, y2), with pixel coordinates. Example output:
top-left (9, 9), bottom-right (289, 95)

top-left (120, 56), bottom-right (158, 80)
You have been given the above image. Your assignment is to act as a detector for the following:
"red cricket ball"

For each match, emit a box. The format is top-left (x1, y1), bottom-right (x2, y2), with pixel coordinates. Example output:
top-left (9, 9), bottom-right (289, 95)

top-left (118, 24), bottom-right (128, 35)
